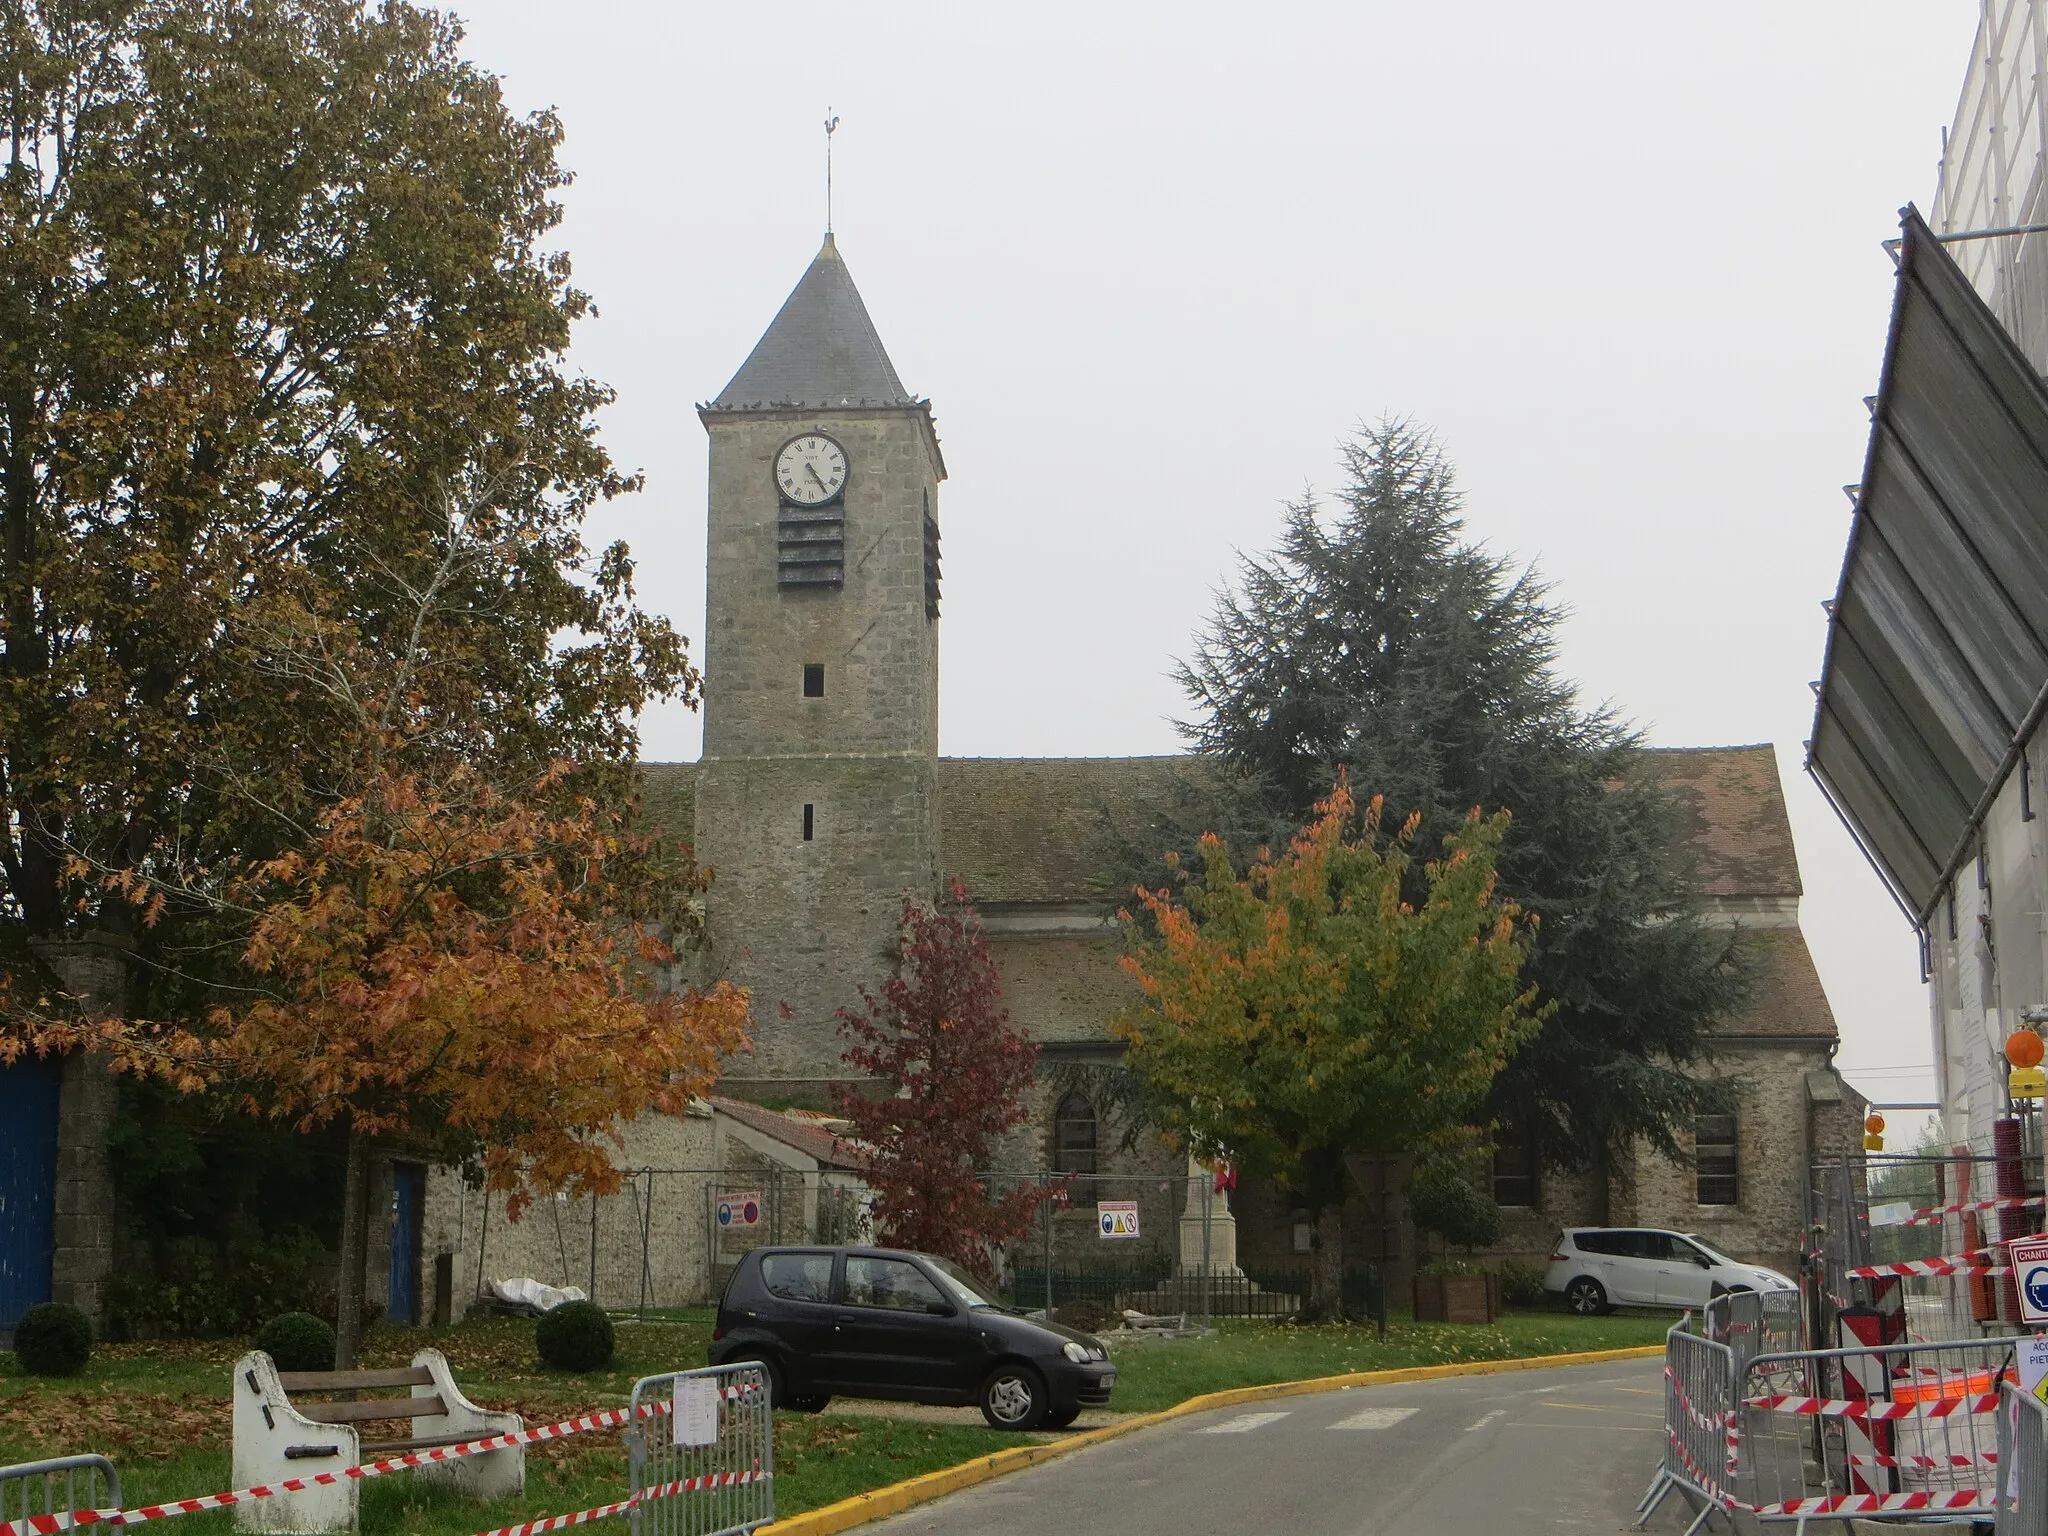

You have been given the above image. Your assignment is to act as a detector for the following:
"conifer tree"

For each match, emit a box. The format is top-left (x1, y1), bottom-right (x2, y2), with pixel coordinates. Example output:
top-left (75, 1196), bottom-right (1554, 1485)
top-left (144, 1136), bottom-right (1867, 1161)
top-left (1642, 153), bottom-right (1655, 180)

top-left (1170, 420), bottom-right (1746, 1196)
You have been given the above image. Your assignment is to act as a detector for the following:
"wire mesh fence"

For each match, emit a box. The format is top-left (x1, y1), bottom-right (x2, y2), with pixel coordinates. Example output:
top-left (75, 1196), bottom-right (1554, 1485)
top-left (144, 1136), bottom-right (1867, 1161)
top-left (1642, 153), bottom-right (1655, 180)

top-left (1808, 1142), bottom-right (2046, 1348)
top-left (446, 1165), bottom-right (1379, 1324)
top-left (451, 1168), bottom-right (877, 1317)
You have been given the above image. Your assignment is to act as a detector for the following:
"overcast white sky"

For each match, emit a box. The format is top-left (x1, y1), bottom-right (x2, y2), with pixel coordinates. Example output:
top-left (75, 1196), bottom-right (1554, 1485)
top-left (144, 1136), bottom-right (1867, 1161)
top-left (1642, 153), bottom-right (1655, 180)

top-left (450, 1), bottom-right (1980, 1114)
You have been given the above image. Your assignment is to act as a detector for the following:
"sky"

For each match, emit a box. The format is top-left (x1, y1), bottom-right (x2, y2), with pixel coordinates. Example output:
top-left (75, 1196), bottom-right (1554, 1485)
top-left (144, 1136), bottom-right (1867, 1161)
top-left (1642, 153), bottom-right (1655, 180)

top-left (446, 1), bottom-right (1981, 1116)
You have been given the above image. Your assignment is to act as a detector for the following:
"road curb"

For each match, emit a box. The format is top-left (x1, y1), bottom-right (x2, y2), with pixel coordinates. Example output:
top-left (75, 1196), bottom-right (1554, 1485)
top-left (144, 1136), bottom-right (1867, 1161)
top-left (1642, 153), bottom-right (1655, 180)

top-left (758, 1342), bottom-right (1664, 1535)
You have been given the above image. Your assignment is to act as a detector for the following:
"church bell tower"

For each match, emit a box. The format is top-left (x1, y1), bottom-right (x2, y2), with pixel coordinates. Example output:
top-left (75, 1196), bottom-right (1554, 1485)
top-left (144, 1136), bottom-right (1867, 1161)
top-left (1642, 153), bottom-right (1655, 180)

top-left (694, 234), bottom-right (944, 1098)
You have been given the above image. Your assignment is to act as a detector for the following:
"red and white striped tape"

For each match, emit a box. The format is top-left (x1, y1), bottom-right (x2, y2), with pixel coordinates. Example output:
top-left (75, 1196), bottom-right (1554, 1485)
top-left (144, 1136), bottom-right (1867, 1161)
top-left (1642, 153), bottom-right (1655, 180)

top-left (1746, 1489), bottom-right (1991, 1517)
top-left (1891, 1195), bottom-right (2043, 1226)
top-left (1745, 1392), bottom-right (2002, 1421)
top-left (1662, 1426), bottom-right (1737, 1510)
top-left (1848, 1450), bottom-right (1999, 1469)
top-left (4, 1380), bottom-right (764, 1535)
top-left (1662, 1365), bottom-right (1726, 1436)
top-left (1844, 1251), bottom-right (2011, 1279)
top-left (466, 1468), bottom-right (769, 1536)
top-left (468, 1499), bottom-right (637, 1536)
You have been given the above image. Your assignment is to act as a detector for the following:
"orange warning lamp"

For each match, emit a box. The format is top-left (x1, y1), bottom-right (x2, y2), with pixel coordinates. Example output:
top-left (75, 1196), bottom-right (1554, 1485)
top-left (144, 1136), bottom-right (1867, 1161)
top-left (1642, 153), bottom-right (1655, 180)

top-left (2009, 1031), bottom-right (2048, 1100)
top-left (1863, 1111), bottom-right (1885, 1153)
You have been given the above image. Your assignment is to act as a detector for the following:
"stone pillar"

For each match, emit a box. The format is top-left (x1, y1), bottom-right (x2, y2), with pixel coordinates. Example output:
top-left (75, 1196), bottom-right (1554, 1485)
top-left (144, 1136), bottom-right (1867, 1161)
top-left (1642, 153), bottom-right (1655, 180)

top-left (1178, 1155), bottom-right (1240, 1275)
top-left (31, 933), bottom-right (129, 1328)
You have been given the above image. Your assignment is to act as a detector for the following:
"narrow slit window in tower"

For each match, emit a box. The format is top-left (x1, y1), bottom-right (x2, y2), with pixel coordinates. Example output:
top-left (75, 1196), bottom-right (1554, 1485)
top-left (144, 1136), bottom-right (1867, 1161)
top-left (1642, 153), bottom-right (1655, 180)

top-left (803, 663), bottom-right (825, 698)
top-left (802, 804), bottom-right (815, 841)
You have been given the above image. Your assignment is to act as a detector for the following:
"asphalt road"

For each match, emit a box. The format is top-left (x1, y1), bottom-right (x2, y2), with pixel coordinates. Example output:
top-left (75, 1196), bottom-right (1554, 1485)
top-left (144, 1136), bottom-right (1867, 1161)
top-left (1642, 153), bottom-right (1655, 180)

top-left (860, 1356), bottom-right (1692, 1536)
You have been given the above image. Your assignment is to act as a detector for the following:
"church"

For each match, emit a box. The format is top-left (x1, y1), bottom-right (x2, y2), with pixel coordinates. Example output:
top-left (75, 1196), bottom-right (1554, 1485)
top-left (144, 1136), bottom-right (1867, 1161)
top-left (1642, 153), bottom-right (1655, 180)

top-left (633, 230), bottom-right (1870, 1286)
top-left (420, 233), bottom-right (1867, 1314)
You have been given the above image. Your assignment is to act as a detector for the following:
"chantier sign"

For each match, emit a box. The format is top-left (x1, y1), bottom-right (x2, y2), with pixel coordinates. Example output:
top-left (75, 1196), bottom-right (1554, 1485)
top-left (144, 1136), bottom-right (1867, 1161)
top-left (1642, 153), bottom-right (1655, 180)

top-left (2013, 1235), bottom-right (2048, 1327)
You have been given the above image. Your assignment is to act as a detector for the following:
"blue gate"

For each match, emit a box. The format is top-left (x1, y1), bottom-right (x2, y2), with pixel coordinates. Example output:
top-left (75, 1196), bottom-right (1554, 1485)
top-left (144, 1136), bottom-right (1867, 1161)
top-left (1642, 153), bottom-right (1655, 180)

top-left (387, 1161), bottom-right (424, 1326)
top-left (0, 1056), bottom-right (62, 1331)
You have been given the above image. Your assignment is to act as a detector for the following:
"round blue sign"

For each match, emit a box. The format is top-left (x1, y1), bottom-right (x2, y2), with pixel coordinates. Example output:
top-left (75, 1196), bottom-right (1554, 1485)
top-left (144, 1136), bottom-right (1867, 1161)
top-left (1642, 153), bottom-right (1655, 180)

top-left (2025, 1263), bottom-right (2048, 1314)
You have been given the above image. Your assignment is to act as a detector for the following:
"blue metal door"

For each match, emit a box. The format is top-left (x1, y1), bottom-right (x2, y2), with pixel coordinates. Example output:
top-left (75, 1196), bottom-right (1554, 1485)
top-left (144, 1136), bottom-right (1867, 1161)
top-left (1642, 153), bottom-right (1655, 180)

top-left (387, 1162), bottom-right (424, 1325)
top-left (0, 1056), bottom-right (62, 1330)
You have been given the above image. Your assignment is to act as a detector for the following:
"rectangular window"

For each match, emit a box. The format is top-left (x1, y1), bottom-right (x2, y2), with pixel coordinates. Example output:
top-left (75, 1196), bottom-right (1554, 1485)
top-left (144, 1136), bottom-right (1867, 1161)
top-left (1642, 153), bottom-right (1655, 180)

top-left (1052, 1093), bottom-right (1098, 1205)
top-left (1492, 1126), bottom-right (1537, 1208)
top-left (803, 663), bottom-right (825, 698)
top-left (802, 804), bottom-right (814, 842)
top-left (1695, 1114), bottom-right (1739, 1206)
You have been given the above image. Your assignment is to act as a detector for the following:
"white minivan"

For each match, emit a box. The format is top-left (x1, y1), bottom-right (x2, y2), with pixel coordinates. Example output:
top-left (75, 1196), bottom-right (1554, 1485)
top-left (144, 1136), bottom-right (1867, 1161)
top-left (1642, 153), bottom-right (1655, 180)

top-left (1544, 1228), bottom-right (1795, 1314)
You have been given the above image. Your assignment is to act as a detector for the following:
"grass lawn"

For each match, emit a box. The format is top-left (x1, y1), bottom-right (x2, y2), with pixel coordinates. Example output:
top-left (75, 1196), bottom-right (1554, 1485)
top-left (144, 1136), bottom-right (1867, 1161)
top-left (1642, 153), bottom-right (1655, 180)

top-left (1103, 1309), bottom-right (1672, 1413)
top-left (0, 1309), bottom-right (1669, 1533)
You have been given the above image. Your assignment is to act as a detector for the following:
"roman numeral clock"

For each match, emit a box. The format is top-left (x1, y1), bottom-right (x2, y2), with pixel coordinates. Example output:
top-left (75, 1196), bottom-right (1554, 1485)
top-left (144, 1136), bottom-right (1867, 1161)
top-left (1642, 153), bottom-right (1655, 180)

top-left (775, 432), bottom-right (848, 587)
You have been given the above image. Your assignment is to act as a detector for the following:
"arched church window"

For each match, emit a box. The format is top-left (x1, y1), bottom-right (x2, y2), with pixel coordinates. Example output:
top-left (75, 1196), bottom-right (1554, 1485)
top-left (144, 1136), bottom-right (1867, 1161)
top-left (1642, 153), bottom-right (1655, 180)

top-left (1053, 1092), bottom-right (1098, 1203)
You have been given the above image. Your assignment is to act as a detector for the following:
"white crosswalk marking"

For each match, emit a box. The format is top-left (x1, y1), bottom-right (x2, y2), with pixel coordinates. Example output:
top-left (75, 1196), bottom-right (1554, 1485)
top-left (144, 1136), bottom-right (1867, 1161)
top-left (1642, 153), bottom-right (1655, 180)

top-left (1199, 1411), bottom-right (1292, 1434)
top-left (1328, 1406), bottom-right (1418, 1430)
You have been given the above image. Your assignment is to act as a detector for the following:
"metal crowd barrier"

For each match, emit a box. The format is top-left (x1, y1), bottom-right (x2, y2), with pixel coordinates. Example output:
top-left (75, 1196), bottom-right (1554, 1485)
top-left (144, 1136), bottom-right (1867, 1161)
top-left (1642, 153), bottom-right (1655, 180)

top-left (1641, 1319), bottom-right (1739, 1535)
top-left (0, 1456), bottom-right (121, 1536)
top-left (1734, 1335), bottom-right (2015, 1522)
top-left (627, 1363), bottom-right (773, 1536)
top-left (1997, 1381), bottom-right (2048, 1534)
top-left (1703, 1290), bottom-right (1801, 1382)
top-left (1649, 1320), bottom-right (2024, 1530)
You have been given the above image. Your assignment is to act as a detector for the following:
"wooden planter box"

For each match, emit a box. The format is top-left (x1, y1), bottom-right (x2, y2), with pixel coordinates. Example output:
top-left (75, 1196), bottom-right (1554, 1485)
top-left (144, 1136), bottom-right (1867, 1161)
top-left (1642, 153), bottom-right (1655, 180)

top-left (1412, 1272), bottom-right (1502, 1324)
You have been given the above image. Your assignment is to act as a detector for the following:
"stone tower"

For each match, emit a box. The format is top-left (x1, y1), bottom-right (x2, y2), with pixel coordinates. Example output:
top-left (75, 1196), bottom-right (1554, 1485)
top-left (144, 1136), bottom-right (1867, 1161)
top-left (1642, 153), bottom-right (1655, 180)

top-left (694, 234), bottom-right (944, 1099)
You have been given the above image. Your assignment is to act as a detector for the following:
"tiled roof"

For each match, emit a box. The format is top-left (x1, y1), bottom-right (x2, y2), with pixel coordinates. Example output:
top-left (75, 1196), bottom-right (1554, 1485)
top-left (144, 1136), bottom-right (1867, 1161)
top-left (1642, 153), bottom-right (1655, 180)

top-left (1642, 745), bottom-right (1801, 900)
top-left (639, 745), bottom-right (1804, 905)
top-left (1714, 928), bottom-right (1838, 1040)
top-left (707, 235), bottom-right (917, 410)
top-left (705, 1094), bottom-right (866, 1170)
top-left (938, 756), bottom-right (1201, 905)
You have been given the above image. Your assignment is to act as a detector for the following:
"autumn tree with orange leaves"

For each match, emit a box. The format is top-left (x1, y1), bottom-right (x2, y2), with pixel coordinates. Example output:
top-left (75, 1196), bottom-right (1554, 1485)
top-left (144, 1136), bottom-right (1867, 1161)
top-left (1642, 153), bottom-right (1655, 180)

top-left (2, 494), bottom-right (746, 1364)
top-left (1116, 781), bottom-right (1546, 1321)
top-left (220, 762), bottom-right (747, 1366)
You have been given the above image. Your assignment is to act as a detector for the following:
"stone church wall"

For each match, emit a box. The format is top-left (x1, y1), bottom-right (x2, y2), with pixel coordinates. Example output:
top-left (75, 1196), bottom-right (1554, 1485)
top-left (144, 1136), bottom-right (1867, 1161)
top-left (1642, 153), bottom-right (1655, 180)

top-left (696, 753), bottom-right (937, 1093)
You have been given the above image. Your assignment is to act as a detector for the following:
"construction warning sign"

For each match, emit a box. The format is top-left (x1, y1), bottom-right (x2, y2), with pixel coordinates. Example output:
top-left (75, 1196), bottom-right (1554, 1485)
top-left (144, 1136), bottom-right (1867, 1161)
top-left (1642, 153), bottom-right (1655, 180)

top-left (2012, 1235), bottom-right (2048, 1326)
top-left (716, 1192), bottom-right (762, 1228)
top-left (1097, 1200), bottom-right (1140, 1239)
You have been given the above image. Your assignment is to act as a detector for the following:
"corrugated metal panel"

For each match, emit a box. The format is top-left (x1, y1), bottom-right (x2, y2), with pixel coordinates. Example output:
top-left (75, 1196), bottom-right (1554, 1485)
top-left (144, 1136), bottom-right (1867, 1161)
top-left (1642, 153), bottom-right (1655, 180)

top-left (1809, 205), bottom-right (2048, 922)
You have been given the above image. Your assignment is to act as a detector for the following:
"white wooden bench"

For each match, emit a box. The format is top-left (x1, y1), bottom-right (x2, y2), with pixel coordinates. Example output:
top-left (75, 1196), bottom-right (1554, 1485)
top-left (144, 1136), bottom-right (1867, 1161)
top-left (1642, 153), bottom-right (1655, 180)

top-left (231, 1349), bottom-right (523, 1535)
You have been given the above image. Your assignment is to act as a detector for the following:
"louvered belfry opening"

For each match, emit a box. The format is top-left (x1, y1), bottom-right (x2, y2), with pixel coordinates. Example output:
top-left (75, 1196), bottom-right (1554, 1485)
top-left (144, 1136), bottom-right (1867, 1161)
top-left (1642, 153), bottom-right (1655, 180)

top-left (922, 507), bottom-right (942, 619)
top-left (778, 499), bottom-right (845, 587)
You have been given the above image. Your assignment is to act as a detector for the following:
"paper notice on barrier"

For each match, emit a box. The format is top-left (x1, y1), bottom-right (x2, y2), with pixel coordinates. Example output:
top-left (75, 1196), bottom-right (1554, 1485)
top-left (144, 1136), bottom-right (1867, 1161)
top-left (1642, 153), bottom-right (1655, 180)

top-left (2018, 1334), bottom-right (2048, 1404)
top-left (674, 1377), bottom-right (719, 1447)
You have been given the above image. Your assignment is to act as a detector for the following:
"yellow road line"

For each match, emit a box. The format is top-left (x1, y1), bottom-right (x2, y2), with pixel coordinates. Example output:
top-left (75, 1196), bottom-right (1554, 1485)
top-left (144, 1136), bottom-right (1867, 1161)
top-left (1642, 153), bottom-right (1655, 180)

top-left (759, 1343), bottom-right (1664, 1535)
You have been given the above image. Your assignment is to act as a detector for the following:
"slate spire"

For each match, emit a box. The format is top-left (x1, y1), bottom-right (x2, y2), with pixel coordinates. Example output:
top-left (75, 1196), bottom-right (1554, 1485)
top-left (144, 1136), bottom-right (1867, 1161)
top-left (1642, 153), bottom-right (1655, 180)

top-left (711, 234), bottom-right (914, 409)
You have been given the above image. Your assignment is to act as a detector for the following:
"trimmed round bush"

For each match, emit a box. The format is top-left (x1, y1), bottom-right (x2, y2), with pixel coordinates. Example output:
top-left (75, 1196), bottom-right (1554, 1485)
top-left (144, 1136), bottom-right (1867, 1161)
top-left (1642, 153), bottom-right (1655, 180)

top-left (1407, 1172), bottom-right (1503, 1254)
top-left (536, 1300), bottom-right (615, 1372)
top-left (256, 1310), bottom-right (336, 1373)
top-left (13, 1302), bottom-right (93, 1376)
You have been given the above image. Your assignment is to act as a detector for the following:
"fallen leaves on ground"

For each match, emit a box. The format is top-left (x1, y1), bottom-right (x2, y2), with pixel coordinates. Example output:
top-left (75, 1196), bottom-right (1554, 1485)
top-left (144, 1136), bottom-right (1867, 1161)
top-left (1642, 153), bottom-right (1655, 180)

top-left (0, 1391), bottom-right (223, 1460)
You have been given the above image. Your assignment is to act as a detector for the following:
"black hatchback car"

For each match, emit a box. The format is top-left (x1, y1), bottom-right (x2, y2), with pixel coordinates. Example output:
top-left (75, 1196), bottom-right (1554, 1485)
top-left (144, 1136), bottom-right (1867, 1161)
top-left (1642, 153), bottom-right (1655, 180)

top-left (708, 1245), bottom-right (1116, 1430)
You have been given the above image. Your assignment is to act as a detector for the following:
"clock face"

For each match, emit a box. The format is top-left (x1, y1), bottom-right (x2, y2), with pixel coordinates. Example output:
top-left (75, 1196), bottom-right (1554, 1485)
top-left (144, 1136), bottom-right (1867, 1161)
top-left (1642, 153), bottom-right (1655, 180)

top-left (776, 433), bottom-right (848, 506)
